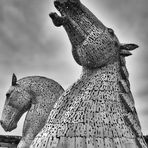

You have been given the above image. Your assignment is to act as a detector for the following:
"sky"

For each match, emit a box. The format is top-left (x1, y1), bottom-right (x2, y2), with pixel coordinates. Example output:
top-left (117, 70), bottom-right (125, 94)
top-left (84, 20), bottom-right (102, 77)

top-left (0, 0), bottom-right (148, 136)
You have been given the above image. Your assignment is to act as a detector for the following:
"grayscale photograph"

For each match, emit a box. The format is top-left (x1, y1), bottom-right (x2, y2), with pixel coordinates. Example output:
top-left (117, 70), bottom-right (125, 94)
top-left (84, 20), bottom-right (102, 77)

top-left (0, 0), bottom-right (148, 147)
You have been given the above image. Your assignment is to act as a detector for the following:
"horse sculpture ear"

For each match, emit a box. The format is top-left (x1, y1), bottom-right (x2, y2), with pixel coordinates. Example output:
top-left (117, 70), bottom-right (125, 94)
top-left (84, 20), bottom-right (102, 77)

top-left (120, 44), bottom-right (139, 51)
top-left (120, 43), bottom-right (139, 57)
top-left (12, 73), bottom-right (17, 86)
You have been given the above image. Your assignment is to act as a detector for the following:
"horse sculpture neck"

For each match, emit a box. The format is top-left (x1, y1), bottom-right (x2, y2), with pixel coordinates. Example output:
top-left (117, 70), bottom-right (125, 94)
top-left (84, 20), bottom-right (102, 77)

top-left (81, 55), bottom-right (145, 146)
top-left (31, 60), bottom-right (146, 148)
top-left (81, 60), bottom-right (119, 77)
top-left (19, 76), bottom-right (64, 148)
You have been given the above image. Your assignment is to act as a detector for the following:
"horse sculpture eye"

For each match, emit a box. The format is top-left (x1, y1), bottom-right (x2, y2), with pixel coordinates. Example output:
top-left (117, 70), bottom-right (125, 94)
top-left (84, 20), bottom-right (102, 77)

top-left (6, 93), bottom-right (10, 98)
top-left (108, 28), bottom-right (114, 36)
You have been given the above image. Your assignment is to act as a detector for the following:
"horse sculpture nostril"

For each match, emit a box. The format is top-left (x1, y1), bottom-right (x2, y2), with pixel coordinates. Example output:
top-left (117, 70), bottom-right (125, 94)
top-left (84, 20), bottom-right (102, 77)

top-left (0, 120), bottom-right (4, 126)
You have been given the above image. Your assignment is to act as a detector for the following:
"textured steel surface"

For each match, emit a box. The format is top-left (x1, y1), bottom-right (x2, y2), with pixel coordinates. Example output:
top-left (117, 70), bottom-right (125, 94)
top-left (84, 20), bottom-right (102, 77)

top-left (1, 75), bottom-right (64, 148)
top-left (30, 0), bottom-right (147, 147)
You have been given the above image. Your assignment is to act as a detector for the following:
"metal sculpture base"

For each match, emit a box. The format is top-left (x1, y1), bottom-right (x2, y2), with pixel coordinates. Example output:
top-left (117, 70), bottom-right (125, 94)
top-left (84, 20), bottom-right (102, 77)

top-left (0, 135), bottom-right (147, 148)
top-left (0, 135), bottom-right (21, 148)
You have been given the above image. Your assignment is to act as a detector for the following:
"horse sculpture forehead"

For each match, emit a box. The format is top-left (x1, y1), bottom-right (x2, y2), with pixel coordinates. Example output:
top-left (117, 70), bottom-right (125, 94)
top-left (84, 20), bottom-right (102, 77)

top-left (6, 79), bottom-right (30, 97)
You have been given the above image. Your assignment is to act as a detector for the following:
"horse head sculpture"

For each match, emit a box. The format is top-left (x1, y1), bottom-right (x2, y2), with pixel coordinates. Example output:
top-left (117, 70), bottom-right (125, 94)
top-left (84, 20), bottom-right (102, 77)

top-left (50, 0), bottom-right (138, 69)
top-left (0, 74), bottom-right (64, 148)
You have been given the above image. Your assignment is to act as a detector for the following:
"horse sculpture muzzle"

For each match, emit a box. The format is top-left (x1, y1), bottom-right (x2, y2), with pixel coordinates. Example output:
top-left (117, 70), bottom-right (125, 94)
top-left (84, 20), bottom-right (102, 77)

top-left (50, 0), bottom-right (106, 45)
top-left (0, 105), bottom-right (18, 132)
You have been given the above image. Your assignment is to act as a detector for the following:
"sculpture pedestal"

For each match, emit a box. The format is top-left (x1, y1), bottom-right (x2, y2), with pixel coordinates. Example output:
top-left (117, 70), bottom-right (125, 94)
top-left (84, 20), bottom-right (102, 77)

top-left (0, 135), bottom-right (21, 148)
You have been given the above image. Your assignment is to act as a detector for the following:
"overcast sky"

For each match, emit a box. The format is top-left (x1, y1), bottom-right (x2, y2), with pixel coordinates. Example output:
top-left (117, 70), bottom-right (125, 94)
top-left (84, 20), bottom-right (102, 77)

top-left (0, 0), bottom-right (148, 136)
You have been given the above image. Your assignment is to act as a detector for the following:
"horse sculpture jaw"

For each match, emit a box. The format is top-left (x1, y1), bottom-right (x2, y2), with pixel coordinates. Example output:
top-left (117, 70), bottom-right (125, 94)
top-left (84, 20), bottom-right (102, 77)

top-left (0, 120), bottom-right (17, 132)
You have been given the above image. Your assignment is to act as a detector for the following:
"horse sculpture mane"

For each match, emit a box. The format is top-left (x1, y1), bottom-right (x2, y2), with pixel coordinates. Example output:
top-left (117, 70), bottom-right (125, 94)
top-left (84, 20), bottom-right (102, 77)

top-left (29, 0), bottom-right (147, 148)
top-left (0, 74), bottom-right (64, 148)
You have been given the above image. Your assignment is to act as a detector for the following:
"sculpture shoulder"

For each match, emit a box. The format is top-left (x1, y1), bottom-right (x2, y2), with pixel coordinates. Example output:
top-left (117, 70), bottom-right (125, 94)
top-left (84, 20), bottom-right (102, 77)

top-left (18, 76), bottom-right (62, 88)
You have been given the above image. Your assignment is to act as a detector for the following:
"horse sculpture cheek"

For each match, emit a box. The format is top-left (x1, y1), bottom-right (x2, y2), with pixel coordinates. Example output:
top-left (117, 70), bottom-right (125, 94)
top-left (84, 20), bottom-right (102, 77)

top-left (0, 74), bottom-right (64, 148)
